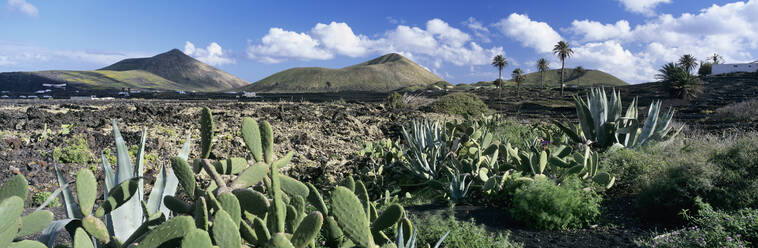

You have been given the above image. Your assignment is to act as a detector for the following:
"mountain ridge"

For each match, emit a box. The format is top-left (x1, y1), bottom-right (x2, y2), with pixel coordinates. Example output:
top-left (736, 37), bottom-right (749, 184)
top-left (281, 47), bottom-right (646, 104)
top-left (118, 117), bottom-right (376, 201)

top-left (242, 53), bottom-right (444, 93)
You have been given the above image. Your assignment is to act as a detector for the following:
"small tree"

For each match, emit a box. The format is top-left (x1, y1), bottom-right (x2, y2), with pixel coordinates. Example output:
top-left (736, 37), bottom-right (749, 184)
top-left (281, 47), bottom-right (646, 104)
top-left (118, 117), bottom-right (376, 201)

top-left (537, 58), bottom-right (549, 89)
top-left (657, 62), bottom-right (702, 100)
top-left (553, 41), bottom-right (574, 96)
top-left (710, 53), bottom-right (724, 64)
top-left (512, 68), bottom-right (525, 96)
top-left (678, 54), bottom-right (698, 73)
top-left (491, 55), bottom-right (508, 97)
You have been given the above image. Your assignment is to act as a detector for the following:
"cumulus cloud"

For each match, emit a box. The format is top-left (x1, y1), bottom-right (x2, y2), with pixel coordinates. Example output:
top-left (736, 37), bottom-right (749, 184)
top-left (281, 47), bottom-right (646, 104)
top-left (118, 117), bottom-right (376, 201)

top-left (463, 17), bottom-right (491, 43)
top-left (7, 0), bottom-right (38, 16)
top-left (493, 13), bottom-right (563, 53)
top-left (617, 0), bottom-right (671, 16)
top-left (311, 22), bottom-right (375, 57)
top-left (571, 41), bottom-right (657, 83)
top-left (553, 0), bottom-right (758, 83)
top-left (569, 20), bottom-right (631, 42)
top-left (246, 19), bottom-right (502, 69)
top-left (0, 41), bottom-right (151, 71)
top-left (183, 41), bottom-right (235, 66)
top-left (247, 28), bottom-right (333, 63)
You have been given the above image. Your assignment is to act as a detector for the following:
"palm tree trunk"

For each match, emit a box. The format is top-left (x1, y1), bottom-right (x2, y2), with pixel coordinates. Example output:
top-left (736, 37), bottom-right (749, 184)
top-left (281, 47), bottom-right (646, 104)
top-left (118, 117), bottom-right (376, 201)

top-left (498, 69), bottom-right (502, 98)
top-left (560, 60), bottom-right (565, 96)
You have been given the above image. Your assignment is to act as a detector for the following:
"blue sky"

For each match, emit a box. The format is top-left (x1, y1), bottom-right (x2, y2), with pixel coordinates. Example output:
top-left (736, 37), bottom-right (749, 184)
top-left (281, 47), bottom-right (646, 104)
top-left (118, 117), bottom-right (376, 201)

top-left (1, 0), bottom-right (756, 84)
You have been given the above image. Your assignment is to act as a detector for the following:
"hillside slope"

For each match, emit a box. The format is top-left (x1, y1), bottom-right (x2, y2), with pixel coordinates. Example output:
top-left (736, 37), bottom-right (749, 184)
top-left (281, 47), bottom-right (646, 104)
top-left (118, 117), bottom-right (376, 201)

top-left (483, 68), bottom-right (627, 87)
top-left (243, 53), bottom-right (444, 93)
top-left (101, 49), bottom-right (249, 91)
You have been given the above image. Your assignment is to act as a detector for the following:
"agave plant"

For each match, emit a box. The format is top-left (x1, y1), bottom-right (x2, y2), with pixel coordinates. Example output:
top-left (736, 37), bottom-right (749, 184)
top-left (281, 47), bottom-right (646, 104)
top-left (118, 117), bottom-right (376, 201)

top-left (39, 120), bottom-right (188, 247)
top-left (553, 87), bottom-right (682, 150)
top-left (401, 120), bottom-right (449, 181)
top-left (395, 222), bottom-right (450, 248)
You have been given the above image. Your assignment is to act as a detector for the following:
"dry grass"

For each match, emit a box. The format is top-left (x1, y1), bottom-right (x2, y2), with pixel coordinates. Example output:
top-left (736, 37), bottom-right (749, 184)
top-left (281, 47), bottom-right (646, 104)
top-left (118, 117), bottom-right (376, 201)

top-left (714, 99), bottom-right (758, 121)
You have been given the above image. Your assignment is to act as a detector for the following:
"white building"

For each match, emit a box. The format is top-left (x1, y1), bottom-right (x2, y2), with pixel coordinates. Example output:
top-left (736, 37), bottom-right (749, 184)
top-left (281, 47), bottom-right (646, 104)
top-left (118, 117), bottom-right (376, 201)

top-left (712, 60), bottom-right (758, 75)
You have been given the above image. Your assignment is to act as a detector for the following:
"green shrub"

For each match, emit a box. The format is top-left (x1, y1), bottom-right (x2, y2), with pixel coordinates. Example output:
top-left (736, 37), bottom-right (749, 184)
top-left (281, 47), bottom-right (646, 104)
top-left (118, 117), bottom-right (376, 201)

top-left (411, 213), bottom-right (521, 248)
top-left (602, 148), bottom-right (666, 196)
top-left (433, 81), bottom-right (453, 88)
top-left (511, 177), bottom-right (601, 230)
top-left (633, 134), bottom-right (758, 222)
top-left (707, 135), bottom-right (758, 210)
top-left (640, 198), bottom-right (758, 248)
top-left (52, 134), bottom-right (92, 164)
top-left (426, 92), bottom-right (489, 116)
top-left (31, 191), bottom-right (61, 207)
top-left (634, 160), bottom-right (716, 223)
top-left (386, 92), bottom-right (404, 110)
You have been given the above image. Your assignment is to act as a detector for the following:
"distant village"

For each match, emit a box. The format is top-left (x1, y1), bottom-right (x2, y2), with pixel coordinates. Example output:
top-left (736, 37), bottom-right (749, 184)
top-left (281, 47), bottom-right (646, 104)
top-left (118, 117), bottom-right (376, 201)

top-left (0, 83), bottom-right (260, 100)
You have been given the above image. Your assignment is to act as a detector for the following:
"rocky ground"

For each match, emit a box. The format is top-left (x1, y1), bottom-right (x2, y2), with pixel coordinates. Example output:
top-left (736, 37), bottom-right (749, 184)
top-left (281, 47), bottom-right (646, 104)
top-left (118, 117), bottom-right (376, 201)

top-left (0, 99), bottom-right (448, 195)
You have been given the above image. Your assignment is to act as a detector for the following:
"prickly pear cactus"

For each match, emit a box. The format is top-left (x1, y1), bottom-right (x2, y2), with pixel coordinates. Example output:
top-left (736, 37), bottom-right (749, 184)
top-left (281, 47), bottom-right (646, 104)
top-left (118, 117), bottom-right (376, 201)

top-left (200, 107), bottom-right (214, 159)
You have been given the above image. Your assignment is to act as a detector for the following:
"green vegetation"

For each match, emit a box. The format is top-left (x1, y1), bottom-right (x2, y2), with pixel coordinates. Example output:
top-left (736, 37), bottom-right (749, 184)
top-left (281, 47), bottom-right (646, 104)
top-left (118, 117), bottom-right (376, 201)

top-left (426, 92), bottom-right (489, 116)
top-left (511, 177), bottom-right (601, 230)
top-left (52, 134), bottom-right (92, 164)
top-left (31, 191), bottom-right (61, 208)
top-left (553, 40), bottom-right (574, 95)
top-left (656, 55), bottom-right (704, 99)
top-left (411, 214), bottom-right (522, 248)
top-left (245, 53), bottom-right (443, 93)
top-left (640, 198), bottom-right (758, 247)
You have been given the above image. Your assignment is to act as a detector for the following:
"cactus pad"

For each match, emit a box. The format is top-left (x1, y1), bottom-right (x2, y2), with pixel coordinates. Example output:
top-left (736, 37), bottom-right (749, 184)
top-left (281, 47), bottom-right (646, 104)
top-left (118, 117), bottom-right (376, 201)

top-left (212, 209), bottom-right (241, 248)
top-left (280, 175), bottom-right (309, 199)
top-left (291, 212), bottom-right (323, 248)
top-left (233, 189), bottom-right (269, 218)
top-left (331, 186), bottom-right (374, 248)
top-left (73, 228), bottom-right (94, 248)
top-left (171, 156), bottom-right (197, 199)
top-left (94, 177), bottom-right (139, 218)
top-left (242, 117), bottom-right (264, 163)
top-left (200, 107), bottom-right (214, 159)
top-left (164, 195), bottom-right (193, 214)
top-left (372, 204), bottom-right (403, 232)
top-left (16, 210), bottom-right (53, 238)
top-left (181, 229), bottom-right (212, 248)
top-left (218, 192), bottom-right (242, 228)
top-left (75, 169), bottom-right (97, 216)
top-left (82, 215), bottom-right (110, 243)
top-left (260, 121), bottom-right (274, 163)
top-left (136, 216), bottom-right (195, 248)
top-left (230, 162), bottom-right (269, 189)
top-left (0, 175), bottom-right (28, 202)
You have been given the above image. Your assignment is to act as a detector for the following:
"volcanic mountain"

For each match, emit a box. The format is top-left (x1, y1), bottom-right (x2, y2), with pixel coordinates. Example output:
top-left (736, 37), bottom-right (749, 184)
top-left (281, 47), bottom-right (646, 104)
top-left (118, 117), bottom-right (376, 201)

top-left (0, 49), bottom-right (249, 92)
top-left (242, 53), bottom-right (444, 93)
top-left (100, 49), bottom-right (248, 91)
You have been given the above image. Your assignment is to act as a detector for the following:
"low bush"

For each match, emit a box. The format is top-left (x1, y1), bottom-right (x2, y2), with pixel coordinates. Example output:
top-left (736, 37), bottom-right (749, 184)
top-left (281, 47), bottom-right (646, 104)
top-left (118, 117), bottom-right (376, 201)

top-left (633, 133), bottom-right (758, 222)
top-left (707, 135), bottom-right (758, 210)
top-left (602, 148), bottom-right (666, 196)
top-left (640, 198), bottom-right (758, 248)
top-left (31, 191), bottom-right (61, 207)
top-left (425, 92), bottom-right (489, 116)
top-left (714, 99), bottom-right (758, 121)
top-left (411, 213), bottom-right (522, 248)
top-left (52, 134), bottom-right (92, 164)
top-left (511, 177), bottom-right (601, 230)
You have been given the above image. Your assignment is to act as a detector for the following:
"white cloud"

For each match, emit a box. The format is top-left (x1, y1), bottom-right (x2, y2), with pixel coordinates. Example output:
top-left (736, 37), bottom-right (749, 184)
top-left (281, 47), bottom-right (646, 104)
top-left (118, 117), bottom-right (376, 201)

top-left (569, 20), bottom-right (631, 42)
top-left (463, 17), bottom-right (491, 43)
top-left (617, 0), bottom-right (671, 16)
top-left (247, 28), bottom-right (333, 63)
top-left (571, 41), bottom-right (657, 83)
top-left (246, 19), bottom-right (503, 69)
top-left (183, 41), bottom-right (235, 66)
top-left (493, 13), bottom-right (563, 53)
top-left (311, 22), bottom-right (375, 57)
top-left (7, 0), bottom-right (38, 17)
top-left (554, 0), bottom-right (758, 83)
top-left (0, 41), bottom-right (150, 71)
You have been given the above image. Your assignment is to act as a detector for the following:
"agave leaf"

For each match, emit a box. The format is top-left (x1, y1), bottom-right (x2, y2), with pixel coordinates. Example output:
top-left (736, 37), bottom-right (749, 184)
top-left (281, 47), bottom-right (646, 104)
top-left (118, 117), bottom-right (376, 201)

top-left (146, 163), bottom-right (178, 217)
top-left (109, 121), bottom-right (144, 243)
top-left (53, 163), bottom-right (81, 219)
top-left (135, 128), bottom-right (147, 200)
top-left (38, 219), bottom-right (80, 248)
top-left (34, 183), bottom-right (68, 212)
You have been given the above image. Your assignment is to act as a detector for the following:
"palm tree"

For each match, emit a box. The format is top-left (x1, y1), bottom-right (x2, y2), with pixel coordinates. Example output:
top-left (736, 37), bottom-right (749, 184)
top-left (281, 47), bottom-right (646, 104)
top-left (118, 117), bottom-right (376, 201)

top-left (710, 53), bottom-right (723, 64)
top-left (492, 54), bottom-right (508, 97)
top-left (657, 62), bottom-right (701, 100)
top-left (553, 41), bottom-right (573, 96)
top-left (678, 54), bottom-right (698, 73)
top-left (536, 58), bottom-right (549, 88)
top-left (512, 68), bottom-right (525, 96)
